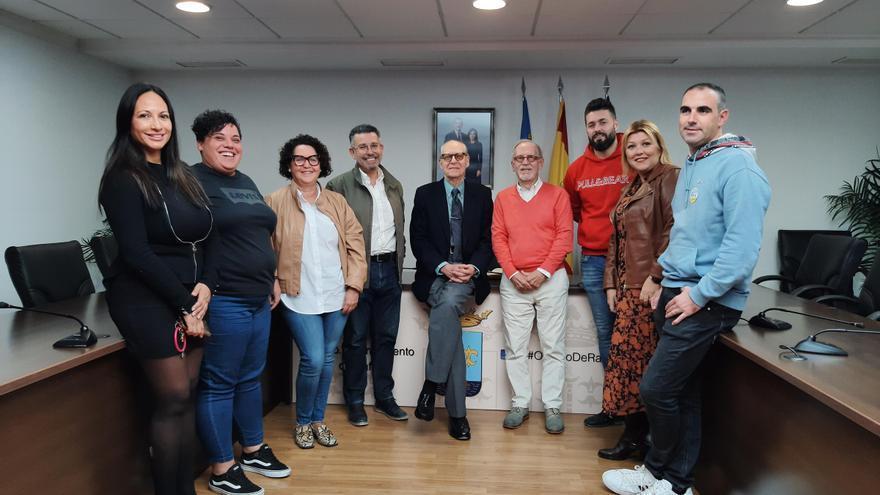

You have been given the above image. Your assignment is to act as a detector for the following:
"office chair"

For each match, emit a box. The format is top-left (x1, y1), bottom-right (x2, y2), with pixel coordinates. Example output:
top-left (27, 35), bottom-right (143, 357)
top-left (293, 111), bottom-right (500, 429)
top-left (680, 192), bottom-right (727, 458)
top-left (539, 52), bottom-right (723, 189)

top-left (814, 251), bottom-right (880, 320)
top-left (753, 234), bottom-right (867, 299)
top-left (5, 240), bottom-right (96, 307)
top-left (89, 233), bottom-right (118, 279)
top-left (776, 229), bottom-right (851, 292)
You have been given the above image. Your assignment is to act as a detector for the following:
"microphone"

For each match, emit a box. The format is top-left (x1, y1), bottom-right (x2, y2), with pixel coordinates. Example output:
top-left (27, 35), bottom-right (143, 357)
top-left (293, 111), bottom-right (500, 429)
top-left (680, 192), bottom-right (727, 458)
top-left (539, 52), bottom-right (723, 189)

top-left (748, 307), bottom-right (865, 331)
top-left (0, 301), bottom-right (98, 348)
top-left (792, 328), bottom-right (880, 356)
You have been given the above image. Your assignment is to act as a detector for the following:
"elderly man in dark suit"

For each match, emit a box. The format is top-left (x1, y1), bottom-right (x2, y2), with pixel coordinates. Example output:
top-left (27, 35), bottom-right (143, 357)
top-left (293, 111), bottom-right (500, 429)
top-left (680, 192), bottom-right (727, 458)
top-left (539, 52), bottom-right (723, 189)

top-left (410, 139), bottom-right (494, 441)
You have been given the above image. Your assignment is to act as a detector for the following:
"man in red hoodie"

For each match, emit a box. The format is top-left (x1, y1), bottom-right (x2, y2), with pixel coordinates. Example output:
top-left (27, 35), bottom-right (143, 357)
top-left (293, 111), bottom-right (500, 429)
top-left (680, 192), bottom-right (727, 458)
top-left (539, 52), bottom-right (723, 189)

top-left (563, 98), bottom-right (631, 428)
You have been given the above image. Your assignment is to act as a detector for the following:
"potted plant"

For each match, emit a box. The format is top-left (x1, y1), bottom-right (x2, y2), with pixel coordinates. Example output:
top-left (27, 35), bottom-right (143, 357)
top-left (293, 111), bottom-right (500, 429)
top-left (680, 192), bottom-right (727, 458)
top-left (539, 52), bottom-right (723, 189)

top-left (825, 150), bottom-right (880, 271)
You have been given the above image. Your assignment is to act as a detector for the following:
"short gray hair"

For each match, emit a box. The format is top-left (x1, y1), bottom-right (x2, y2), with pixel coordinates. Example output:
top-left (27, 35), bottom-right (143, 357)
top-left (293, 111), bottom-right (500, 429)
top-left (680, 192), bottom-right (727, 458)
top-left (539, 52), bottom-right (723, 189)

top-left (684, 82), bottom-right (727, 110)
top-left (512, 139), bottom-right (543, 158)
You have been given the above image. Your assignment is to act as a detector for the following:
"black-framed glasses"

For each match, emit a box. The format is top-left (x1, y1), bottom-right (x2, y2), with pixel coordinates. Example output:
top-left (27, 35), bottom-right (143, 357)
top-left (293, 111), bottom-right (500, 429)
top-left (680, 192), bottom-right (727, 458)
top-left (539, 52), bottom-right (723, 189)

top-left (293, 155), bottom-right (320, 167)
top-left (440, 152), bottom-right (468, 163)
top-left (512, 154), bottom-right (541, 164)
top-left (353, 143), bottom-right (382, 153)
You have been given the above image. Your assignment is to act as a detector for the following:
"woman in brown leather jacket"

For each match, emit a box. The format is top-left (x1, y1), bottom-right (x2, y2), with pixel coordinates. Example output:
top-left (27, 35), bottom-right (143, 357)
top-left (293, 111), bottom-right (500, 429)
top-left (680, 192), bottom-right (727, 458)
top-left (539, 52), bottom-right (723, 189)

top-left (598, 120), bottom-right (679, 460)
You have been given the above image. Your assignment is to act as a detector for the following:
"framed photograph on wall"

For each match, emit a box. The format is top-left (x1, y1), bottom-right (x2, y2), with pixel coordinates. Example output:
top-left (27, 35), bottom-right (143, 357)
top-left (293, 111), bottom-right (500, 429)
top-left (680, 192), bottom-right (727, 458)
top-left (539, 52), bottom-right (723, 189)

top-left (433, 108), bottom-right (495, 188)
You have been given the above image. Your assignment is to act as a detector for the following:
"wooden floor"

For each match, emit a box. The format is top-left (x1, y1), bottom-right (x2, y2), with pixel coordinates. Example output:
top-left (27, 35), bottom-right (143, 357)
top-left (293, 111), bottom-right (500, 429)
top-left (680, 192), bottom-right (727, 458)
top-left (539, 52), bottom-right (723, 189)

top-left (195, 404), bottom-right (635, 495)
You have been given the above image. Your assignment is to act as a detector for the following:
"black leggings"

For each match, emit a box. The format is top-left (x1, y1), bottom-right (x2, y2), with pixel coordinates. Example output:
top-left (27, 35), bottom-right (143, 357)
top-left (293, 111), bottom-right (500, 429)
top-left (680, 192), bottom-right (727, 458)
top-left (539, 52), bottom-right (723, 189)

top-left (139, 348), bottom-right (203, 495)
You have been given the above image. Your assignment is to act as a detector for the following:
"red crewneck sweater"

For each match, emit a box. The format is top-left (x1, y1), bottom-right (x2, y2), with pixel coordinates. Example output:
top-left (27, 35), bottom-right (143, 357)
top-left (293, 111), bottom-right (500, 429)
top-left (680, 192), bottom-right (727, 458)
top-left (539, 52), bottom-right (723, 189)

top-left (491, 183), bottom-right (573, 278)
top-left (563, 134), bottom-right (631, 255)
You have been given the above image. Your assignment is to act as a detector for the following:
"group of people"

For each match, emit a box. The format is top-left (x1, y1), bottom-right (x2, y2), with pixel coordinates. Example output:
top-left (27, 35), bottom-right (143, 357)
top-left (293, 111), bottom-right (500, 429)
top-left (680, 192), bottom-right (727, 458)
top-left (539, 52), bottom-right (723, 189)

top-left (97, 79), bottom-right (770, 495)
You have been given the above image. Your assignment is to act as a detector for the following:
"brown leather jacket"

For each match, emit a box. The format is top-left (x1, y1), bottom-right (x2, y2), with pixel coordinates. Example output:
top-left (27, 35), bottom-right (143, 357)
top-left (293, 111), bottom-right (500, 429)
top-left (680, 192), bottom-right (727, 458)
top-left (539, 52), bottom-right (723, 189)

top-left (265, 183), bottom-right (367, 296)
top-left (603, 162), bottom-right (679, 291)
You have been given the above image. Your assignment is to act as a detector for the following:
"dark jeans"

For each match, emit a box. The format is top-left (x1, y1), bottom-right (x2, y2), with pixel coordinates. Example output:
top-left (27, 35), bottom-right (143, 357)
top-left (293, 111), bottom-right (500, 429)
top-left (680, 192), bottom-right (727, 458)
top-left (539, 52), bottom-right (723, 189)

top-left (581, 255), bottom-right (614, 368)
top-left (640, 287), bottom-right (741, 494)
top-left (342, 259), bottom-right (403, 405)
top-left (196, 296), bottom-right (270, 463)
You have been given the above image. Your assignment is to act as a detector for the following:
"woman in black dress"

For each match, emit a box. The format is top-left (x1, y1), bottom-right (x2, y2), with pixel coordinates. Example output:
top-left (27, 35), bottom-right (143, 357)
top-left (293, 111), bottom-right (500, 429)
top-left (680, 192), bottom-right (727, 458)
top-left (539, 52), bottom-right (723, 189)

top-left (99, 83), bottom-right (215, 495)
top-left (465, 128), bottom-right (483, 183)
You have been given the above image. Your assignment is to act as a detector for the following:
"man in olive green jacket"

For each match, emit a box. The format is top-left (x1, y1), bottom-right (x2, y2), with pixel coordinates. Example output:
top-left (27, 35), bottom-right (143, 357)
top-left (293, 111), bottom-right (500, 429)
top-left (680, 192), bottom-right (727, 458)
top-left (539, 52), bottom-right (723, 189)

top-left (326, 124), bottom-right (407, 427)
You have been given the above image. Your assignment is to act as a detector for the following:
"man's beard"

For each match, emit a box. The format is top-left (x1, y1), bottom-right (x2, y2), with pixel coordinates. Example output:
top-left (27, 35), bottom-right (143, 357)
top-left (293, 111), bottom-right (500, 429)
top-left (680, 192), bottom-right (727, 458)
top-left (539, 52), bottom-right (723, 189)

top-left (589, 132), bottom-right (616, 152)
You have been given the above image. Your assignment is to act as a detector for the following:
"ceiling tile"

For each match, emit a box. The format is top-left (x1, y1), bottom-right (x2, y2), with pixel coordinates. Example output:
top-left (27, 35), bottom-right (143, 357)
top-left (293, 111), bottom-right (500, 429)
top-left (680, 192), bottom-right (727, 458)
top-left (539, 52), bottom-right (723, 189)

top-left (439, 0), bottom-right (541, 39)
top-left (337, 0), bottom-right (443, 39)
top-left (39, 19), bottom-right (116, 38)
top-left (806, 0), bottom-right (880, 36)
top-left (712, 0), bottom-right (855, 36)
top-left (624, 12), bottom-right (733, 36)
top-left (88, 18), bottom-right (196, 39)
top-left (173, 18), bottom-right (279, 39)
top-left (236, 0), bottom-right (359, 39)
top-left (534, 0), bottom-right (644, 37)
top-left (137, 0), bottom-right (253, 20)
top-left (0, 0), bottom-right (71, 20)
top-left (37, 0), bottom-right (156, 20)
top-left (640, 0), bottom-right (748, 15)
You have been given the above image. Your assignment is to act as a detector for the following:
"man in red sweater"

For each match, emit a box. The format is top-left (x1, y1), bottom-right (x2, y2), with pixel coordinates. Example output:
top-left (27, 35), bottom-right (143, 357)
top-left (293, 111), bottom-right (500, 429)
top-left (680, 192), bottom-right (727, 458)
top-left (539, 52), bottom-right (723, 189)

top-left (563, 98), bottom-right (631, 428)
top-left (492, 139), bottom-right (573, 434)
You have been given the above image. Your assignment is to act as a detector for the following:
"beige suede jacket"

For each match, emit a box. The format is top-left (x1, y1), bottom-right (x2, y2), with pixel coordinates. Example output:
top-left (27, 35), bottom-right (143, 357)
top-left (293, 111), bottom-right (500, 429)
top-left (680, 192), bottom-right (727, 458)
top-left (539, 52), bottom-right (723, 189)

top-left (265, 182), bottom-right (367, 296)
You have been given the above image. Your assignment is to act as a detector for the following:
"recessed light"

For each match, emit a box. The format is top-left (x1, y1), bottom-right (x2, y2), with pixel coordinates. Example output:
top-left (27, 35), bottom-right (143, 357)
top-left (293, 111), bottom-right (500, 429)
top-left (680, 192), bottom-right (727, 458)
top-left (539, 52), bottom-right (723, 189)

top-left (176, 1), bottom-right (210, 14)
top-left (787, 0), bottom-right (824, 6)
top-left (473, 0), bottom-right (506, 10)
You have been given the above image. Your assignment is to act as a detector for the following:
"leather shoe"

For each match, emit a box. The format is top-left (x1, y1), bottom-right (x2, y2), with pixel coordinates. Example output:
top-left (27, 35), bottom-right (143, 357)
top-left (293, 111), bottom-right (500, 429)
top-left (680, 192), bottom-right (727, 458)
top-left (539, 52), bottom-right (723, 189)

top-left (347, 403), bottom-right (368, 427)
top-left (375, 398), bottom-right (409, 421)
top-left (448, 416), bottom-right (471, 441)
top-left (414, 390), bottom-right (435, 422)
top-left (584, 411), bottom-right (622, 428)
top-left (597, 439), bottom-right (646, 460)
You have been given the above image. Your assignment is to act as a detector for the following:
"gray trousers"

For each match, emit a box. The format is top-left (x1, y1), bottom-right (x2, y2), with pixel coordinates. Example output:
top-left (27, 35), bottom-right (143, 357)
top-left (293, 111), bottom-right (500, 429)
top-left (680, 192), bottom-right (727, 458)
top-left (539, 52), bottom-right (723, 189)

top-left (425, 277), bottom-right (474, 418)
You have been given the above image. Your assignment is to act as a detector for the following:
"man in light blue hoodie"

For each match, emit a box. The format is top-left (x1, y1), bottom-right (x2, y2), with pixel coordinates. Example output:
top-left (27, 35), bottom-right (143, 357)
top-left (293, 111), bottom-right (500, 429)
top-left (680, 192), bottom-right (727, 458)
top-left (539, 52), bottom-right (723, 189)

top-left (602, 83), bottom-right (771, 495)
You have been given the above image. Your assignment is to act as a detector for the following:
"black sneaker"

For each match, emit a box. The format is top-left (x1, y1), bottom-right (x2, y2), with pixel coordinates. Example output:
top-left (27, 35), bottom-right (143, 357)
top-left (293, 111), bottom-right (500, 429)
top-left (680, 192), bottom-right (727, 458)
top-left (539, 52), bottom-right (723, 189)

top-left (375, 398), bottom-right (409, 421)
top-left (348, 403), bottom-right (369, 426)
top-left (584, 411), bottom-right (623, 428)
top-left (208, 464), bottom-right (263, 495)
top-left (240, 444), bottom-right (291, 478)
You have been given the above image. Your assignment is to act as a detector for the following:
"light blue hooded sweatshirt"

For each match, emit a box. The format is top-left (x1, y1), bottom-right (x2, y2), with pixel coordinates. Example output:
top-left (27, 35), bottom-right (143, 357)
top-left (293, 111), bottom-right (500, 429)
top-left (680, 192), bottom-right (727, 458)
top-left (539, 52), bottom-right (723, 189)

top-left (658, 134), bottom-right (771, 311)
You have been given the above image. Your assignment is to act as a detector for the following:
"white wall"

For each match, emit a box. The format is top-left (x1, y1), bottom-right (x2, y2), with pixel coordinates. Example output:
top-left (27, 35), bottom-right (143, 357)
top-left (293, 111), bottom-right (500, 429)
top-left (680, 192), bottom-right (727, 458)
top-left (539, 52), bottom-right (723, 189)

top-left (1, 23), bottom-right (131, 304)
top-left (142, 67), bottom-right (880, 282)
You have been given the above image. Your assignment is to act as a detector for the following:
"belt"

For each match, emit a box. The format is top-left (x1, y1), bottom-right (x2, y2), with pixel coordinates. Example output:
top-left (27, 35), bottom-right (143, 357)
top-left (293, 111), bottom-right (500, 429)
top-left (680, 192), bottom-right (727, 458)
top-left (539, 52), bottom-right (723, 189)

top-left (370, 252), bottom-right (396, 263)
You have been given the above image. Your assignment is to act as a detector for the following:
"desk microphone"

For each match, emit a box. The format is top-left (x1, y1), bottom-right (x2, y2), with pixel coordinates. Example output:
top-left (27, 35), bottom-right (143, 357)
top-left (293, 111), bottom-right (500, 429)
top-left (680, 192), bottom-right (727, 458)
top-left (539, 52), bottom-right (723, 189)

top-left (0, 301), bottom-right (98, 348)
top-left (748, 307), bottom-right (865, 331)
top-left (791, 328), bottom-right (880, 356)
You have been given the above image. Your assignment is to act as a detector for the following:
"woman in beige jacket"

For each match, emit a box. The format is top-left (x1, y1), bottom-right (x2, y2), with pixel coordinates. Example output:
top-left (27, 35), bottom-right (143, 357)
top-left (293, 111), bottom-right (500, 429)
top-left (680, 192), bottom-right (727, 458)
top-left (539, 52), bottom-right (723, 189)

top-left (266, 134), bottom-right (366, 450)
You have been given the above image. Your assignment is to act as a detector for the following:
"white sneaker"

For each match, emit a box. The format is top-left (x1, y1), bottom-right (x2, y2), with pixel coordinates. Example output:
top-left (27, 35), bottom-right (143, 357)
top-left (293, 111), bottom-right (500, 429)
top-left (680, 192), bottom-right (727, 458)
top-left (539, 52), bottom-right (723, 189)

top-left (602, 465), bottom-right (658, 495)
top-left (638, 479), bottom-right (693, 495)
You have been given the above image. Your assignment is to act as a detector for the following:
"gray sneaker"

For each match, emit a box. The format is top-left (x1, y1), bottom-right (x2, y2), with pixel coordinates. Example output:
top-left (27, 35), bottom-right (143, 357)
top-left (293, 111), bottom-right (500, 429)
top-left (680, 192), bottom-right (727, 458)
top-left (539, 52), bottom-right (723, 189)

top-left (502, 406), bottom-right (529, 429)
top-left (545, 408), bottom-right (564, 434)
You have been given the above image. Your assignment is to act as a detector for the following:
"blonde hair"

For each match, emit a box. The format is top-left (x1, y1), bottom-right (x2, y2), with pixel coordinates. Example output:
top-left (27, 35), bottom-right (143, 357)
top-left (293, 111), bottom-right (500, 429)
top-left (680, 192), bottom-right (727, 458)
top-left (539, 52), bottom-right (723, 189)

top-left (620, 119), bottom-right (674, 176)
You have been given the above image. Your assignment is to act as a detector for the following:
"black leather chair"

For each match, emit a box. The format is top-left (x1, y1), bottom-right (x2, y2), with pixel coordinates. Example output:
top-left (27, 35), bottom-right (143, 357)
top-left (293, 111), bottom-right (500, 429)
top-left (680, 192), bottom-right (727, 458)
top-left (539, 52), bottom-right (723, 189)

top-left (814, 251), bottom-right (880, 320)
top-left (777, 230), bottom-right (851, 292)
top-left (5, 241), bottom-right (95, 307)
top-left (753, 234), bottom-right (867, 298)
top-left (89, 233), bottom-right (118, 279)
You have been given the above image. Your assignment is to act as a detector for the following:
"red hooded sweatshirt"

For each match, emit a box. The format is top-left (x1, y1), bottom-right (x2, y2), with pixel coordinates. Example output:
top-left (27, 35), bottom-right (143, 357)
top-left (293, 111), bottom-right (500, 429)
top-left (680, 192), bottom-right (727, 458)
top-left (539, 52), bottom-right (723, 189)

top-left (563, 133), bottom-right (631, 255)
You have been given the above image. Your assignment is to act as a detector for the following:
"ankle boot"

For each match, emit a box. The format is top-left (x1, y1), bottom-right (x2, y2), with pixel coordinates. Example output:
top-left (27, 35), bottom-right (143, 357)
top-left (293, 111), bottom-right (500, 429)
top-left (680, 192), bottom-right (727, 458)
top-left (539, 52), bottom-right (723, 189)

top-left (597, 412), bottom-right (648, 460)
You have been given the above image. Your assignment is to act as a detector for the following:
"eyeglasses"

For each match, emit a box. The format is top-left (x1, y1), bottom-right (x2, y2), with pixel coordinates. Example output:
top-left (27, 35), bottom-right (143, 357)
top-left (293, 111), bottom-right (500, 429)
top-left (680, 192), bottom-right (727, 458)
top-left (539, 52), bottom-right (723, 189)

top-left (440, 152), bottom-right (468, 163)
top-left (292, 155), bottom-right (320, 167)
top-left (512, 154), bottom-right (541, 164)
top-left (353, 143), bottom-right (382, 153)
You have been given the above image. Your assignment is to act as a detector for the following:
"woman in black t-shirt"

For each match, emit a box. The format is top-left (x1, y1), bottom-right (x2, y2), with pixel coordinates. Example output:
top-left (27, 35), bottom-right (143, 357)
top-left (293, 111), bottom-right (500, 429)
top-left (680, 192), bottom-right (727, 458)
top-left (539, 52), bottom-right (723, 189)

top-left (99, 83), bottom-right (213, 495)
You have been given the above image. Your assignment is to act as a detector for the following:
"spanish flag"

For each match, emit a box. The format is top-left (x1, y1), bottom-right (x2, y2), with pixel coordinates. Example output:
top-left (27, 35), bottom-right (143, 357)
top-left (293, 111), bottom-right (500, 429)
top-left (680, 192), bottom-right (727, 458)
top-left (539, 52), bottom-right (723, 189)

top-left (548, 97), bottom-right (568, 187)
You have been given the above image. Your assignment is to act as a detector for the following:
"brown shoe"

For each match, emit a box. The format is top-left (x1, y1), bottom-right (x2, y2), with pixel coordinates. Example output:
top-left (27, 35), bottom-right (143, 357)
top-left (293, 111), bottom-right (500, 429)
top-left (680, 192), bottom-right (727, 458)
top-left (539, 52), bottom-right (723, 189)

top-left (310, 422), bottom-right (338, 447)
top-left (294, 424), bottom-right (314, 449)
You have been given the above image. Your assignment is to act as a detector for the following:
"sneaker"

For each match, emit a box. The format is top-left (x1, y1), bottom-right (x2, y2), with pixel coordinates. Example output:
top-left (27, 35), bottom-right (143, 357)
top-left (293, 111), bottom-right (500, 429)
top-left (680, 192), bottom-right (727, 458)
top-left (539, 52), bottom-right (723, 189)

top-left (502, 406), bottom-right (529, 429)
top-left (294, 424), bottom-right (314, 449)
top-left (585, 411), bottom-right (623, 428)
top-left (545, 408), bottom-right (564, 434)
top-left (208, 463), bottom-right (263, 495)
top-left (240, 444), bottom-right (291, 478)
top-left (348, 403), bottom-right (369, 426)
top-left (601, 465), bottom-right (658, 495)
top-left (310, 422), bottom-right (338, 447)
top-left (375, 398), bottom-right (409, 421)
top-left (638, 479), bottom-right (693, 495)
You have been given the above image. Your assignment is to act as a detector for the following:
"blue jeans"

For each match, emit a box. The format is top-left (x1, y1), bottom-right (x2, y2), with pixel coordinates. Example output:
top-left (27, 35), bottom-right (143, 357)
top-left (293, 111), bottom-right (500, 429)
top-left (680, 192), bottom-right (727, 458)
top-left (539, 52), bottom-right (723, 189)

top-left (281, 306), bottom-right (348, 426)
top-left (342, 259), bottom-right (402, 405)
top-left (196, 295), bottom-right (270, 463)
top-left (641, 287), bottom-right (741, 493)
top-left (581, 255), bottom-right (614, 368)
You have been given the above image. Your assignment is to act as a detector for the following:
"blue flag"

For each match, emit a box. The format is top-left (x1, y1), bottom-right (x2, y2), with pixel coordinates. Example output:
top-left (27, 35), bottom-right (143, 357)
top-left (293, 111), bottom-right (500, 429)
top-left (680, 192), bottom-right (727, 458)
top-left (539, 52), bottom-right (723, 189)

top-left (520, 94), bottom-right (532, 140)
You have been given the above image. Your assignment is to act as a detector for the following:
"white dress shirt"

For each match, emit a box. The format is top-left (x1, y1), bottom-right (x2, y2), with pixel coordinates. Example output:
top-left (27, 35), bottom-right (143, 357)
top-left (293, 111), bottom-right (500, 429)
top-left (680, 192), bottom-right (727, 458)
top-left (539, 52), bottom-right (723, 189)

top-left (281, 188), bottom-right (345, 314)
top-left (359, 167), bottom-right (396, 255)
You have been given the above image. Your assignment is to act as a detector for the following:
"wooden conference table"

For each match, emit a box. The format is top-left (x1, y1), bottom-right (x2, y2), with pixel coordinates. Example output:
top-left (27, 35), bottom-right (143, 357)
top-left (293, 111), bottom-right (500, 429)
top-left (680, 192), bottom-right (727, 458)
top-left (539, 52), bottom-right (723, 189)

top-left (696, 284), bottom-right (880, 494)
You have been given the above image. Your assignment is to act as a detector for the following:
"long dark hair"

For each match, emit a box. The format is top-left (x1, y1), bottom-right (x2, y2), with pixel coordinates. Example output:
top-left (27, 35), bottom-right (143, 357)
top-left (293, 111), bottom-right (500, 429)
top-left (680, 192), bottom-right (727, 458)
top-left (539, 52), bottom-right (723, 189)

top-left (99, 83), bottom-right (206, 209)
